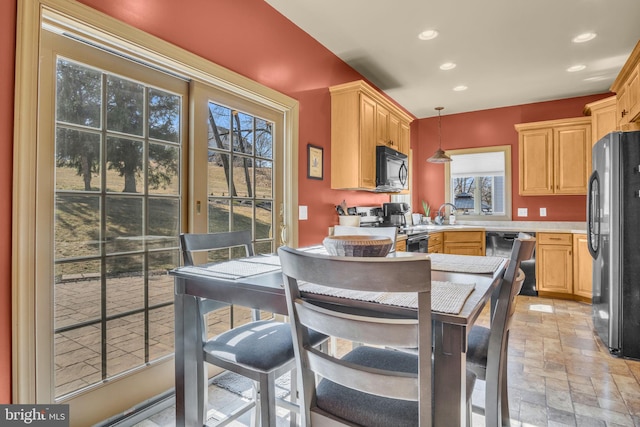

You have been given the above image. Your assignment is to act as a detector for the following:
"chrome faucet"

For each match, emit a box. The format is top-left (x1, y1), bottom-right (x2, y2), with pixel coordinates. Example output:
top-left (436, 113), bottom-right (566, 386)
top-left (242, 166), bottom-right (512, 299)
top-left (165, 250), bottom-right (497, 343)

top-left (435, 203), bottom-right (457, 225)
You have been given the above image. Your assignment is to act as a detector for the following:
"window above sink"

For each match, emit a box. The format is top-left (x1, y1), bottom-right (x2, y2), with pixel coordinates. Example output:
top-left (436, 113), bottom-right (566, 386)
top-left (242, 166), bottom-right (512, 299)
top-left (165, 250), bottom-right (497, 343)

top-left (443, 145), bottom-right (512, 221)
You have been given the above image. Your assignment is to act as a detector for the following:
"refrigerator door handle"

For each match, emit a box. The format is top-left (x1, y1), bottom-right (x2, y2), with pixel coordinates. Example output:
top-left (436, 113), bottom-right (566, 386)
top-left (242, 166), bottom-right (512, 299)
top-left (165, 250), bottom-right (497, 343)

top-left (587, 170), bottom-right (600, 259)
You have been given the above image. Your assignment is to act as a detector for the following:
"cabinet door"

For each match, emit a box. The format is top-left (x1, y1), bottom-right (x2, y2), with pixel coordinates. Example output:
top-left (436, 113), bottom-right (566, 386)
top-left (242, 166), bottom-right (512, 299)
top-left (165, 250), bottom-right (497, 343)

top-left (398, 121), bottom-right (410, 155)
top-left (428, 244), bottom-right (443, 254)
top-left (444, 242), bottom-right (484, 256)
top-left (388, 113), bottom-right (401, 151)
top-left (376, 104), bottom-right (390, 147)
top-left (590, 98), bottom-right (617, 145)
top-left (554, 124), bottom-right (591, 195)
top-left (618, 84), bottom-right (630, 127)
top-left (573, 234), bottom-right (592, 300)
top-left (519, 128), bottom-right (553, 195)
top-left (428, 232), bottom-right (442, 254)
top-left (627, 64), bottom-right (640, 122)
top-left (537, 244), bottom-right (573, 293)
top-left (395, 239), bottom-right (407, 252)
top-left (360, 94), bottom-right (377, 188)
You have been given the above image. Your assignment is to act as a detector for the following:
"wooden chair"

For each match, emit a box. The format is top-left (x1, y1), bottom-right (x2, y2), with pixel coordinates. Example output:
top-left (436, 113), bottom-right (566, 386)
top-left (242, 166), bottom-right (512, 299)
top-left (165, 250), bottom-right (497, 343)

top-left (467, 233), bottom-right (536, 426)
top-left (278, 246), bottom-right (435, 426)
top-left (179, 231), bottom-right (326, 426)
top-left (332, 225), bottom-right (398, 252)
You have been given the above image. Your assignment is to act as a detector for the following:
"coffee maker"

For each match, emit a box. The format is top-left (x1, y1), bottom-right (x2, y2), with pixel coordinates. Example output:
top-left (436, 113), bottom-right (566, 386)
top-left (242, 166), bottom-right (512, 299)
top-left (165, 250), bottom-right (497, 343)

top-left (381, 202), bottom-right (409, 228)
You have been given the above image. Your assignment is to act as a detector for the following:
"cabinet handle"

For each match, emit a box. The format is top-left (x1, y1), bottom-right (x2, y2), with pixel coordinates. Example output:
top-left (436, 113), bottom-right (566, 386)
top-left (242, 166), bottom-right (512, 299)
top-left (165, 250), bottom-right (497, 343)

top-left (549, 237), bottom-right (562, 240)
top-left (622, 109), bottom-right (628, 117)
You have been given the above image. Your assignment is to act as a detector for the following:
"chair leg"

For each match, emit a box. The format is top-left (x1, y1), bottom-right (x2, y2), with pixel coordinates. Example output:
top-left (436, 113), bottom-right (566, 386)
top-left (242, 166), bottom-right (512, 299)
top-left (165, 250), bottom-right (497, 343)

top-left (289, 369), bottom-right (298, 427)
top-left (501, 356), bottom-right (511, 427)
top-left (257, 374), bottom-right (277, 427)
top-left (250, 382), bottom-right (259, 427)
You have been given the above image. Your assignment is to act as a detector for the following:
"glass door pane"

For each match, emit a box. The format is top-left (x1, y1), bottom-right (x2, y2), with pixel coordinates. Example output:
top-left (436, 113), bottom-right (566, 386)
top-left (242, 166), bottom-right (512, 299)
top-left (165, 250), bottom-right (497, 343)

top-left (53, 54), bottom-right (183, 398)
top-left (206, 102), bottom-right (275, 258)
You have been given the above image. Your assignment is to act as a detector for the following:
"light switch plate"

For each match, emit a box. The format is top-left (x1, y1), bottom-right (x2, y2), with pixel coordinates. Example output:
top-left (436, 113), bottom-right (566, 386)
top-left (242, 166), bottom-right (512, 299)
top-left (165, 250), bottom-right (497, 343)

top-left (540, 207), bottom-right (547, 217)
top-left (517, 208), bottom-right (528, 217)
top-left (299, 205), bottom-right (308, 220)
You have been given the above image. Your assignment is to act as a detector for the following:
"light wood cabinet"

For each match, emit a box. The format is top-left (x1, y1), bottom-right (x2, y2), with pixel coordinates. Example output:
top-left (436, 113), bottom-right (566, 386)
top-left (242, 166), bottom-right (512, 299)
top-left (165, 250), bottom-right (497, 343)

top-left (537, 233), bottom-right (573, 296)
top-left (515, 117), bottom-right (591, 196)
top-left (611, 40), bottom-right (640, 130)
top-left (428, 232), bottom-right (443, 253)
top-left (572, 234), bottom-right (592, 302)
top-left (399, 121), bottom-right (410, 155)
top-left (443, 230), bottom-right (485, 256)
top-left (396, 236), bottom-right (407, 252)
top-left (584, 96), bottom-right (618, 145)
top-left (329, 80), bottom-right (413, 191)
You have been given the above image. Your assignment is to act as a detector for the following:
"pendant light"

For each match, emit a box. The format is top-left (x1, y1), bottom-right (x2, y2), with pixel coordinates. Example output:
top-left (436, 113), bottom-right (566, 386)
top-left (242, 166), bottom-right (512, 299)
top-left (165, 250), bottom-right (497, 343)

top-left (427, 106), bottom-right (452, 163)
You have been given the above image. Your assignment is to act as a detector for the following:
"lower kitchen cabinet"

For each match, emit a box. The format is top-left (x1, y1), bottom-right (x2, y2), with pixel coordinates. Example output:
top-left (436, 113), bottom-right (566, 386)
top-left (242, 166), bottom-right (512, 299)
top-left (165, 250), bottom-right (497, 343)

top-left (537, 233), bottom-right (573, 296)
top-left (572, 233), bottom-right (593, 302)
top-left (443, 230), bottom-right (485, 256)
top-left (428, 232), bottom-right (442, 253)
top-left (396, 236), bottom-right (407, 252)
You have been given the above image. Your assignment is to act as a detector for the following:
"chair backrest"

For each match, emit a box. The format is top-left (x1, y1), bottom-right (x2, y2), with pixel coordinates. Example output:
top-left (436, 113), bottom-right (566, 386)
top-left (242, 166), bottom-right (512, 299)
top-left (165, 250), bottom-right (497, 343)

top-left (179, 231), bottom-right (254, 266)
top-left (278, 246), bottom-right (432, 426)
top-left (333, 225), bottom-right (398, 251)
top-left (486, 233), bottom-right (535, 383)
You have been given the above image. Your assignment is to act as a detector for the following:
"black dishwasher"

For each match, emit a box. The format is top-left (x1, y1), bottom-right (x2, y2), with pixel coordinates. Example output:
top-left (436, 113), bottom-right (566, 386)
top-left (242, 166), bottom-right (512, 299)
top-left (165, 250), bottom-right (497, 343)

top-left (486, 231), bottom-right (537, 296)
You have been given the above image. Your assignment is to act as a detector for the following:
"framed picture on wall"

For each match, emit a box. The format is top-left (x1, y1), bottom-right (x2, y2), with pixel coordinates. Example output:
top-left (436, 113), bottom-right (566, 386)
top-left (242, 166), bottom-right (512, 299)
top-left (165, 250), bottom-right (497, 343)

top-left (307, 144), bottom-right (323, 180)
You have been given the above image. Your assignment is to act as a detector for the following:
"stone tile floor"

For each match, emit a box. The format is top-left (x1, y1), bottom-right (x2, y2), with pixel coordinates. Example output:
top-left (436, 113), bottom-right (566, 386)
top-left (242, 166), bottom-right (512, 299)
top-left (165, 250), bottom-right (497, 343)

top-left (131, 296), bottom-right (640, 427)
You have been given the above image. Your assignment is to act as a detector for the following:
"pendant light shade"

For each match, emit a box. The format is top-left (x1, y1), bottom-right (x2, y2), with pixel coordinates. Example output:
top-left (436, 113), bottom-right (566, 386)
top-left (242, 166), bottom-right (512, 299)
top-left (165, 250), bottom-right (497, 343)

top-left (427, 106), bottom-right (452, 163)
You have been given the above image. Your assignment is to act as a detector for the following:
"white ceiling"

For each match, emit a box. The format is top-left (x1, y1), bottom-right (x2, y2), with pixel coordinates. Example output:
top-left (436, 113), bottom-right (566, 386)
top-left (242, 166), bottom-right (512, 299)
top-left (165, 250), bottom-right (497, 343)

top-left (265, 0), bottom-right (640, 118)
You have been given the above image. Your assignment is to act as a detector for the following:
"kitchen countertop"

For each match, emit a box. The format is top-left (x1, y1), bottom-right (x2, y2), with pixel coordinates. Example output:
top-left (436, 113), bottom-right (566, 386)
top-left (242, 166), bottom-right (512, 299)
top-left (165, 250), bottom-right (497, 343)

top-left (406, 221), bottom-right (587, 235)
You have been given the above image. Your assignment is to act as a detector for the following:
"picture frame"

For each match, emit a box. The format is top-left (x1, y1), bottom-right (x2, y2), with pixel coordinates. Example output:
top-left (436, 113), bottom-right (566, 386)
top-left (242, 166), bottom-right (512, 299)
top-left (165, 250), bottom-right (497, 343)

top-left (307, 144), bottom-right (323, 180)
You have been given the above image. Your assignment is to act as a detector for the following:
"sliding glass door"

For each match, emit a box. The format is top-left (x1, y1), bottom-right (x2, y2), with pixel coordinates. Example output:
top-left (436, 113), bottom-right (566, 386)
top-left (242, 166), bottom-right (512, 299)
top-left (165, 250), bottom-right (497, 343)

top-left (38, 29), bottom-right (187, 422)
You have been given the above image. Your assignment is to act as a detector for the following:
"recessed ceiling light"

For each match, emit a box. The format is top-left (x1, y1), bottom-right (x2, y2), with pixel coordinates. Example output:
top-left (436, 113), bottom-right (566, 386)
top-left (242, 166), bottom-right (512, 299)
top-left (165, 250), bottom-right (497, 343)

top-left (567, 65), bottom-right (586, 72)
top-left (418, 30), bottom-right (439, 41)
top-left (453, 85), bottom-right (468, 92)
top-left (440, 62), bottom-right (456, 70)
top-left (573, 32), bottom-right (597, 43)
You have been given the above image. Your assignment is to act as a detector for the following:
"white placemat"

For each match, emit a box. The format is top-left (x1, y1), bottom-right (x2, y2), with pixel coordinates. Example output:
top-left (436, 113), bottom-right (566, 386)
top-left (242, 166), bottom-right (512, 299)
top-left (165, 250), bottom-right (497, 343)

top-left (300, 280), bottom-right (476, 315)
top-left (180, 260), bottom-right (281, 280)
top-left (430, 253), bottom-right (505, 274)
top-left (251, 254), bottom-right (282, 266)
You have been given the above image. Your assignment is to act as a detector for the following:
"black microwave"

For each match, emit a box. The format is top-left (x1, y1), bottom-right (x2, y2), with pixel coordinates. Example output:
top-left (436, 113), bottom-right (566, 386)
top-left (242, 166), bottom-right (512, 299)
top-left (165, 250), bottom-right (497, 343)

top-left (375, 146), bottom-right (408, 192)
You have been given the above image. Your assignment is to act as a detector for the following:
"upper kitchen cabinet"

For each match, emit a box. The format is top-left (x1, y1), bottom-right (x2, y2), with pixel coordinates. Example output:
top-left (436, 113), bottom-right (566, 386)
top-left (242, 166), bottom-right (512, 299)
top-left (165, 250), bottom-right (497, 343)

top-left (330, 80), bottom-right (413, 191)
top-left (376, 103), bottom-right (410, 154)
top-left (515, 117), bottom-right (591, 196)
top-left (611, 40), bottom-right (640, 130)
top-left (584, 96), bottom-right (618, 145)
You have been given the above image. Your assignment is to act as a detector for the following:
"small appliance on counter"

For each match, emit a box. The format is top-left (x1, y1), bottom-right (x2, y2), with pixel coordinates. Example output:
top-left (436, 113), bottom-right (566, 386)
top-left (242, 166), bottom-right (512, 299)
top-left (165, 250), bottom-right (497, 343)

top-left (381, 202), bottom-right (409, 227)
top-left (354, 206), bottom-right (383, 227)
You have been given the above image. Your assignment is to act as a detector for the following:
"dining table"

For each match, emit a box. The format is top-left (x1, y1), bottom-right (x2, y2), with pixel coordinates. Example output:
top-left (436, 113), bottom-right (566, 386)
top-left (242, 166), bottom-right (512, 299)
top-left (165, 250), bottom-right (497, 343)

top-left (171, 248), bottom-right (507, 427)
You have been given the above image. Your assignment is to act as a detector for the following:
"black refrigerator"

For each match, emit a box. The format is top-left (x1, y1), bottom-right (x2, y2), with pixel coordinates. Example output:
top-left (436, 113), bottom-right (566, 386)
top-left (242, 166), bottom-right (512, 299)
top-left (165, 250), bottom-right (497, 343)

top-left (588, 130), bottom-right (640, 360)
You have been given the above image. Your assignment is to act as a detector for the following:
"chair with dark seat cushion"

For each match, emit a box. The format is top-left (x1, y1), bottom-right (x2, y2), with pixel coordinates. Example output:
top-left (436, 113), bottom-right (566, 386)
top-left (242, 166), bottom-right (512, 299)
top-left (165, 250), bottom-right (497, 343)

top-left (467, 233), bottom-right (536, 426)
top-left (278, 246), bottom-right (442, 426)
top-left (180, 231), bottom-right (327, 426)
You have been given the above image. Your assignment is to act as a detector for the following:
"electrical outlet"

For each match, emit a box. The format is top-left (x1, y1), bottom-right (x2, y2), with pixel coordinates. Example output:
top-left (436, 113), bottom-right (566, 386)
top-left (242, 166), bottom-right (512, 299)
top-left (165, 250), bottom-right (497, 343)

top-left (517, 208), bottom-right (528, 217)
top-left (299, 205), bottom-right (308, 220)
top-left (540, 207), bottom-right (547, 217)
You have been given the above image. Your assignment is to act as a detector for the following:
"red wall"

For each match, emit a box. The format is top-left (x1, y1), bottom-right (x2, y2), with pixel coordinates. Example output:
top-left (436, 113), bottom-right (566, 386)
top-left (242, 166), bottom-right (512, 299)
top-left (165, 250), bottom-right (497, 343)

top-left (0, 0), bottom-right (16, 404)
top-left (415, 94), bottom-right (612, 222)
